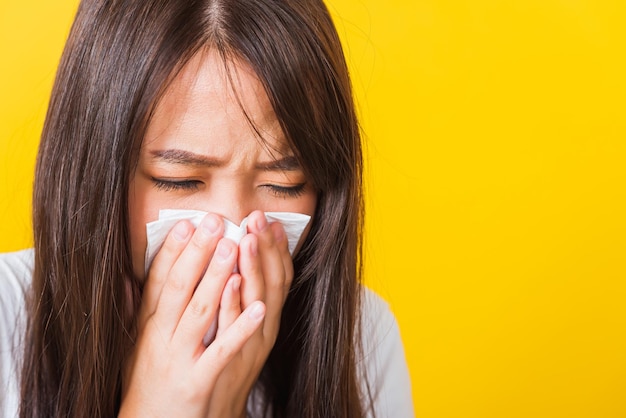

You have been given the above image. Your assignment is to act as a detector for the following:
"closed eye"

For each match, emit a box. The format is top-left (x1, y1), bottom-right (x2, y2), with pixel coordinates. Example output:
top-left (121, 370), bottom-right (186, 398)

top-left (151, 178), bottom-right (202, 192)
top-left (263, 183), bottom-right (307, 198)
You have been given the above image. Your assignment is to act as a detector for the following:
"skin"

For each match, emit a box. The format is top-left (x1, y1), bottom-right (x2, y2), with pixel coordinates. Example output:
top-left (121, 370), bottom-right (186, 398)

top-left (121, 49), bottom-right (317, 417)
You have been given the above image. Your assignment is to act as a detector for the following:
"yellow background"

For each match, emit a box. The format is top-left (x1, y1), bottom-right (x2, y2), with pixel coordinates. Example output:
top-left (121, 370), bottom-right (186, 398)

top-left (1, 1), bottom-right (625, 417)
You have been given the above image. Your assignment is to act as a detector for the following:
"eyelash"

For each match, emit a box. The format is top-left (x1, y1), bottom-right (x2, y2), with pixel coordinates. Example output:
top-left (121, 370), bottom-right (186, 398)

top-left (263, 183), bottom-right (307, 198)
top-left (151, 178), bottom-right (307, 198)
top-left (151, 178), bottom-right (201, 192)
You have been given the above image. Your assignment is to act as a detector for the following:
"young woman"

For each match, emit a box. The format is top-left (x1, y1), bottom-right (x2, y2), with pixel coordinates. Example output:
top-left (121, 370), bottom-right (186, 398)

top-left (0, 0), bottom-right (413, 416)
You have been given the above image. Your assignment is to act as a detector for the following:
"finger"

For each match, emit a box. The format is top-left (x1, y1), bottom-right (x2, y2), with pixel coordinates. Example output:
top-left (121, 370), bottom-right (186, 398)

top-left (260, 222), bottom-right (292, 337)
top-left (269, 221), bottom-right (294, 298)
top-left (153, 214), bottom-right (224, 334)
top-left (216, 274), bottom-right (242, 338)
top-left (139, 220), bottom-right (192, 328)
top-left (245, 212), bottom-right (293, 334)
top-left (237, 233), bottom-right (264, 309)
top-left (197, 301), bottom-right (266, 380)
top-left (173, 238), bottom-right (238, 351)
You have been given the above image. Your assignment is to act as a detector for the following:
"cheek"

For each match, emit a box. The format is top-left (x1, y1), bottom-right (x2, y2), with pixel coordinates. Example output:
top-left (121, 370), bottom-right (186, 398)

top-left (295, 194), bottom-right (317, 218)
top-left (279, 186), bottom-right (317, 216)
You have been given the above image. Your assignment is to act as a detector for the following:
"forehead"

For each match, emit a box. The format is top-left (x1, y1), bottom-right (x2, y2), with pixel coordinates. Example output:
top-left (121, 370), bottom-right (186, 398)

top-left (144, 48), bottom-right (289, 156)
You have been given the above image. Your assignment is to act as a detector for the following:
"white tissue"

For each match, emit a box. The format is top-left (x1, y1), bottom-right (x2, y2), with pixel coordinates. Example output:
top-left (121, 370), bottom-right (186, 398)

top-left (144, 210), bottom-right (311, 274)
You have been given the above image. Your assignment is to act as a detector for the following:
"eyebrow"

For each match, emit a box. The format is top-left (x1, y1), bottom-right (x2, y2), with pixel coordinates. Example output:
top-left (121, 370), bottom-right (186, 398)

top-left (255, 155), bottom-right (301, 171)
top-left (149, 149), bottom-right (301, 171)
top-left (150, 149), bottom-right (222, 167)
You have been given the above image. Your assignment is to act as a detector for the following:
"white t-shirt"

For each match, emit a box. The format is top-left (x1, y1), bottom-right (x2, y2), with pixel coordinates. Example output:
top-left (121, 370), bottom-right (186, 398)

top-left (0, 249), bottom-right (414, 417)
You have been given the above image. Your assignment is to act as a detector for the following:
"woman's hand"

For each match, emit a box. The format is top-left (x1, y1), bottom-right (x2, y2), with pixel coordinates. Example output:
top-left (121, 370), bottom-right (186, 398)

top-left (206, 210), bottom-right (294, 417)
top-left (119, 211), bottom-right (293, 418)
top-left (119, 213), bottom-right (267, 418)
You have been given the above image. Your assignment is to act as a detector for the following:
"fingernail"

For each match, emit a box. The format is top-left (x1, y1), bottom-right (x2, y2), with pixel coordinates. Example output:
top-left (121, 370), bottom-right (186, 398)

top-left (173, 221), bottom-right (190, 241)
top-left (248, 302), bottom-right (265, 321)
top-left (202, 215), bottom-right (220, 236)
top-left (216, 240), bottom-right (232, 260)
top-left (255, 214), bottom-right (267, 231)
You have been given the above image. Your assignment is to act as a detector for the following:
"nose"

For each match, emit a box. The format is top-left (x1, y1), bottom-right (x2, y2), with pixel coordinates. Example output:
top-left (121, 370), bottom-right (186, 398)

top-left (203, 182), bottom-right (254, 226)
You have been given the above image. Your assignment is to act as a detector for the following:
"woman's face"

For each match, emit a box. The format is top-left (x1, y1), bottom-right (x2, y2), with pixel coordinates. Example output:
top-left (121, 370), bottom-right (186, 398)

top-left (128, 50), bottom-right (317, 279)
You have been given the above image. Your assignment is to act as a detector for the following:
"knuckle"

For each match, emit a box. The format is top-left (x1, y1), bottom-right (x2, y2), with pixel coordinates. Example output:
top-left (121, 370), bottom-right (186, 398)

top-left (234, 319), bottom-right (253, 341)
top-left (147, 266), bottom-right (166, 283)
top-left (267, 275), bottom-right (284, 293)
top-left (188, 298), bottom-right (211, 318)
top-left (189, 232), bottom-right (210, 250)
top-left (208, 339), bottom-right (230, 363)
top-left (265, 267), bottom-right (286, 288)
top-left (165, 275), bottom-right (186, 292)
top-left (221, 295), bottom-right (240, 311)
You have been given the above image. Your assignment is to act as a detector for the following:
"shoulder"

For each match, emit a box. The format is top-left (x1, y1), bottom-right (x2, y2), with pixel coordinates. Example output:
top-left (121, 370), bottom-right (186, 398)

top-left (0, 248), bottom-right (34, 279)
top-left (358, 287), bottom-right (415, 417)
top-left (0, 248), bottom-right (33, 310)
top-left (359, 287), bottom-right (394, 335)
top-left (358, 287), bottom-right (405, 362)
top-left (0, 248), bottom-right (33, 417)
top-left (0, 248), bottom-right (34, 308)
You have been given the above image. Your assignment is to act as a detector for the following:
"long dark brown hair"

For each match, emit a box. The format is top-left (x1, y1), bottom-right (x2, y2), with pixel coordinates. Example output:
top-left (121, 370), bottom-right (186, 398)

top-left (21, 0), bottom-right (366, 416)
